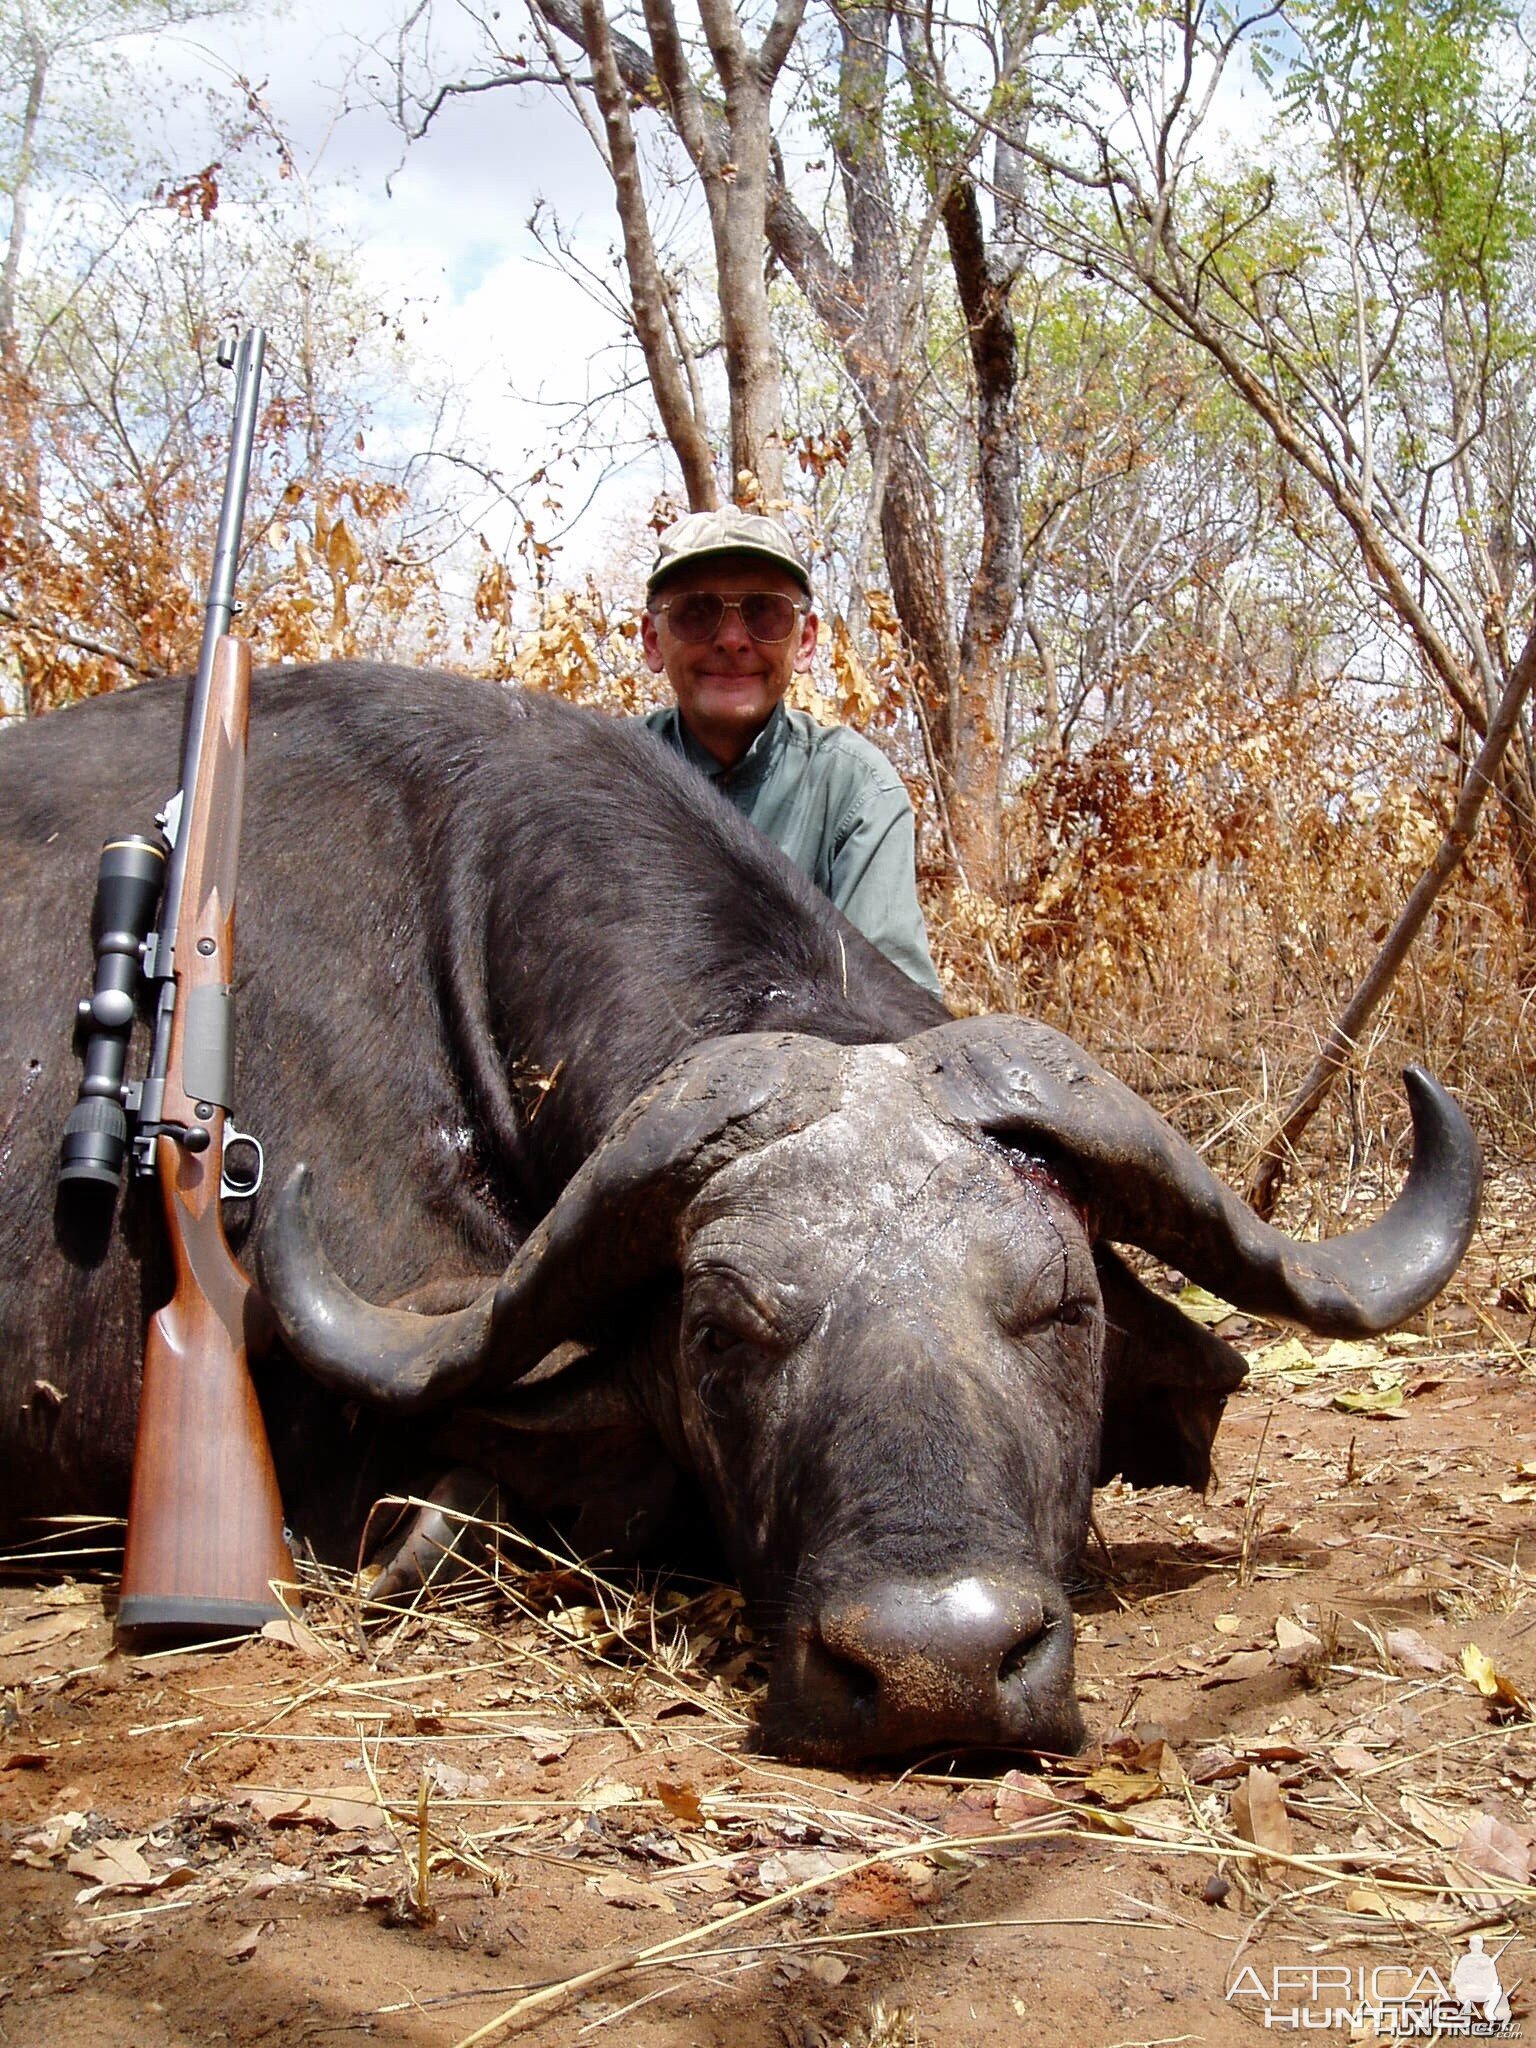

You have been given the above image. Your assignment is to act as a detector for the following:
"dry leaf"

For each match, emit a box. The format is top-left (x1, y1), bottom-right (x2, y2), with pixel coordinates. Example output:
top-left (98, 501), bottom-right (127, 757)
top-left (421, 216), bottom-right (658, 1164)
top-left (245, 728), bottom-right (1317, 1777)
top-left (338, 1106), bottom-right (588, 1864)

top-left (67, 1838), bottom-right (152, 1890)
top-left (1174, 1284), bottom-right (1239, 1327)
top-left (580, 1780), bottom-right (640, 1813)
top-left (807, 1956), bottom-right (850, 1986)
top-left (1453, 1813), bottom-right (1534, 1905)
top-left (655, 1779), bottom-right (703, 1828)
top-left (1343, 1885), bottom-right (1443, 1924)
top-left (756, 1849), bottom-right (857, 1891)
top-left (1384, 1627), bottom-right (1452, 1674)
top-left (1274, 1616), bottom-right (1323, 1668)
top-left (1331, 1383), bottom-right (1404, 1416)
top-left (1461, 1644), bottom-right (1531, 1719)
top-left (426, 1761), bottom-right (486, 1800)
top-left (225, 1925), bottom-right (264, 1962)
top-left (1400, 1793), bottom-right (1469, 1848)
top-left (588, 1872), bottom-right (677, 1913)
top-left (1083, 1764), bottom-right (1166, 1809)
top-left (1230, 1766), bottom-right (1292, 1867)
top-left (994, 1770), bottom-right (1061, 1825)
top-left (243, 1790), bottom-right (381, 1832)
top-left (1315, 1339), bottom-right (1388, 1370)
top-left (1330, 1744), bottom-right (1376, 1772)
top-left (1251, 1336), bottom-right (1314, 1378)
top-left (514, 1726), bottom-right (570, 1763)
top-left (259, 1616), bottom-right (327, 1657)
top-left (1200, 1648), bottom-right (1273, 1687)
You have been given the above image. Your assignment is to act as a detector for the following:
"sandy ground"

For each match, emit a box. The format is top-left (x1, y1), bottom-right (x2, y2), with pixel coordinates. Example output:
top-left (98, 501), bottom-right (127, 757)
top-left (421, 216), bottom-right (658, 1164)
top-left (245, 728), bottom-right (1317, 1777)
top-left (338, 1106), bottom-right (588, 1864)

top-left (2, 1186), bottom-right (1533, 2048)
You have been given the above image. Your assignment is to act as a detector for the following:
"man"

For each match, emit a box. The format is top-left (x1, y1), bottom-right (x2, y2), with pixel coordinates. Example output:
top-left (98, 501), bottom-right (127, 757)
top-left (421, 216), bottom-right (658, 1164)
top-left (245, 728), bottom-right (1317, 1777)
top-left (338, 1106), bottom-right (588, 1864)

top-left (638, 508), bottom-right (942, 996)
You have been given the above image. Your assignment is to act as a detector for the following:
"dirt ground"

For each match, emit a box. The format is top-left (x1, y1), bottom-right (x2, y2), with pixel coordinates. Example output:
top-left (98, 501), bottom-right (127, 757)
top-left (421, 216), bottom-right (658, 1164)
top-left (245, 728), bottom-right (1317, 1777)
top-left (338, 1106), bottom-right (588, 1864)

top-left (2, 1175), bottom-right (1533, 2048)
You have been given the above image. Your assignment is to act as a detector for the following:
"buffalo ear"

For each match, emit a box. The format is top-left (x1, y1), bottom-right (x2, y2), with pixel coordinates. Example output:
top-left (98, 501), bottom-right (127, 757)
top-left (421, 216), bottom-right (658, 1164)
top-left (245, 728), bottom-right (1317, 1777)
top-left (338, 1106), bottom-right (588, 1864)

top-left (1094, 1246), bottom-right (1248, 1491)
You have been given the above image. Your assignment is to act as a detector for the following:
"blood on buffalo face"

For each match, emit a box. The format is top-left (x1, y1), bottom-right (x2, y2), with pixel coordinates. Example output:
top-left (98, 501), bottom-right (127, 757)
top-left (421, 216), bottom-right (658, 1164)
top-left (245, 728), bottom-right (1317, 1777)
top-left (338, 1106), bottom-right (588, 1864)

top-left (663, 1052), bottom-right (1102, 1761)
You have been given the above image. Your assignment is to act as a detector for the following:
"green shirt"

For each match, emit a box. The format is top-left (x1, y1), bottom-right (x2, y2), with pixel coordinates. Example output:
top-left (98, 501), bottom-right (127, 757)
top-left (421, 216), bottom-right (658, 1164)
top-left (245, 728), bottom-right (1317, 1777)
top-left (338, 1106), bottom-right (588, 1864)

top-left (640, 702), bottom-right (942, 996)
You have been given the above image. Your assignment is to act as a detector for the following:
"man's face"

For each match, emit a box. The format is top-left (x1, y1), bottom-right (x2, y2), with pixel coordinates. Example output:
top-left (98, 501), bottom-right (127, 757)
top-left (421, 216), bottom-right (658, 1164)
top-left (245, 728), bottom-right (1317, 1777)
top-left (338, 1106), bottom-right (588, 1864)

top-left (642, 554), bottom-right (818, 767)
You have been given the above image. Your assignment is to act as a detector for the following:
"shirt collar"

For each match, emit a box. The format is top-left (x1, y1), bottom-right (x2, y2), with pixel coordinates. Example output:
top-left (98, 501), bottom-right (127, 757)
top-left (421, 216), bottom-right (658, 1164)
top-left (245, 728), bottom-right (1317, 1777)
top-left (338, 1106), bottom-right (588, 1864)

top-left (672, 699), bottom-right (791, 789)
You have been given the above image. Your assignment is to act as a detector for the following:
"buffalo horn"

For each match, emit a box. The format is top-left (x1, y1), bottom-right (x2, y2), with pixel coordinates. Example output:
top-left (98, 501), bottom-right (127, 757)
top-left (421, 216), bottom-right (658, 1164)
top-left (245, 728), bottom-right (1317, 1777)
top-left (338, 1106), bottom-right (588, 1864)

top-left (907, 1016), bottom-right (1481, 1333)
top-left (259, 1034), bottom-right (848, 1413)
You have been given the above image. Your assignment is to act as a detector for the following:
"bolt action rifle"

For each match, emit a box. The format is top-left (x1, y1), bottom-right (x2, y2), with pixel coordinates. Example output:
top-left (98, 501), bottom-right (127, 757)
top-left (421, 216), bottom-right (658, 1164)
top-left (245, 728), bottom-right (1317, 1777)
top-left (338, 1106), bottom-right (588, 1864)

top-left (59, 327), bottom-right (294, 1648)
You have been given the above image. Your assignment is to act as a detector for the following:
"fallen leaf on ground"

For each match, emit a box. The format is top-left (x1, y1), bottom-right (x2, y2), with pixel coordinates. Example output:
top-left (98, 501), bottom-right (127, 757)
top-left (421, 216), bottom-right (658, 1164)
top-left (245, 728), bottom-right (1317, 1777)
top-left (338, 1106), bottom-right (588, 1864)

top-left (1331, 1383), bottom-right (1404, 1416)
top-left (425, 1761), bottom-right (487, 1800)
top-left (1452, 1813), bottom-right (1534, 1908)
top-left (1330, 1745), bottom-right (1376, 1772)
top-left (0, 1611), bottom-right (91, 1658)
top-left (756, 1849), bottom-right (858, 1891)
top-left (1274, 1616), bottom-right (1323, 1668)
top-left (243, 1790), bottom-right (382, 1832)
top-left (1231, 1767), bottom-right (1292, 1867)
top-left (1083, 1764), bottom-right (1165, 1809)
top-left (66, 1838), bottom-right (153, 1890)
top-left (258, 1616), bottom-right (327, 1657)
top-left (1461, 1645), bottom-right (1531, 1720)
top-left (1316, 1339), bottom-right (1389, 1370)
top-left (993, 1770), bottom-right (1059, 1825)
top-left (587, 1872), bottom-right (677, 1913)
top-left (1343, 1885), bottom-right (1445, 1924)
top-left (1200, 1649), bottom-right (1273, 1687)
top-left (655, 1778), bottom-right (703, 1827)
top-left (1400, 1793), bottom-right (1469, 1849)
top-left (1384, 1627), bottom-right (1452, 1674)
top-left (1250, 1336), bottom-right (1315, 1379)
top-left (513, 1726), bottom-right (570, 1762)
top-left (579, 1780), bottom-right (640, 1813)
top-left (1175, 1285), bottom-right (1239, 1326)
top-left (225, 1925), bottom-right (264, 1962)
top-left (806, 1956), bottom-right (849, 1985)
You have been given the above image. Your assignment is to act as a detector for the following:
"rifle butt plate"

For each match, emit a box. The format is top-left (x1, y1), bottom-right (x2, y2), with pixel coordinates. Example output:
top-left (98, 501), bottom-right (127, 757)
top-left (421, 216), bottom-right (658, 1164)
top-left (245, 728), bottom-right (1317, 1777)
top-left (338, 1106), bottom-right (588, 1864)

top-left (116, 1593), bottom-right (286, 1652)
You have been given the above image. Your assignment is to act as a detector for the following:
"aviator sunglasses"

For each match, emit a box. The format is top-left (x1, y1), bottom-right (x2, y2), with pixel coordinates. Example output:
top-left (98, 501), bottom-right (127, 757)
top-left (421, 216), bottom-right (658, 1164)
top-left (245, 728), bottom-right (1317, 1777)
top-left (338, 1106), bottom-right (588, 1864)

top-left (652, 590), bottom-right (807, 645)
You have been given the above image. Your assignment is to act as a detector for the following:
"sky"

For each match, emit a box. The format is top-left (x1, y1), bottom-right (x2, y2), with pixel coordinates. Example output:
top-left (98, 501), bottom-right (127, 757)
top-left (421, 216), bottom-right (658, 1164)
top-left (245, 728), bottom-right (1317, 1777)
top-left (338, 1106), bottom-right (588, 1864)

top-left (153, 0), bottom-right (667, 582)
top-left (26, 0), bottom-right (1278, 600)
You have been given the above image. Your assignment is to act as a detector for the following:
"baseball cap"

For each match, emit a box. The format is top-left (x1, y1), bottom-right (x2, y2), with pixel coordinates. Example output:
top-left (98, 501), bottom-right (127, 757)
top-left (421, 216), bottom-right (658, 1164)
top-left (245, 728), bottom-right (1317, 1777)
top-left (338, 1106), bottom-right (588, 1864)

top-left (647, 508), bottom-right (812, 596)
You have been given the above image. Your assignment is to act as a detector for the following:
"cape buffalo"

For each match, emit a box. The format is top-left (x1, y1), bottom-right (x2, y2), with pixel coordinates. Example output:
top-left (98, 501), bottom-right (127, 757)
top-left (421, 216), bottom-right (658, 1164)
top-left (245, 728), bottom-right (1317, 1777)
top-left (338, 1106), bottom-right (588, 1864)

top-left (0, 664), bottom-right (1481, 1762)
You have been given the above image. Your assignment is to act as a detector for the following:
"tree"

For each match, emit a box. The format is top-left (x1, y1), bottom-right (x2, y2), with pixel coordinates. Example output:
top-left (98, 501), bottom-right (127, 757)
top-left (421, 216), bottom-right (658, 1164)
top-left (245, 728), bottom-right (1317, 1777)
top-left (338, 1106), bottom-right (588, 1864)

top-left (1, 20), bottom-right (496, 710)
top-left (382, 0), bottom-right (1053, 887)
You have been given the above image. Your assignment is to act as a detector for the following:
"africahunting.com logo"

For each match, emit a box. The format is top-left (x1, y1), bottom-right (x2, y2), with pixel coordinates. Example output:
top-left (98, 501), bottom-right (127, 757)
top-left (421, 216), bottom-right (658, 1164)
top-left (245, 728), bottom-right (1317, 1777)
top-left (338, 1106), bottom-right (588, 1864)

top-left (1228, 1936), bottom-right (1520, 2034)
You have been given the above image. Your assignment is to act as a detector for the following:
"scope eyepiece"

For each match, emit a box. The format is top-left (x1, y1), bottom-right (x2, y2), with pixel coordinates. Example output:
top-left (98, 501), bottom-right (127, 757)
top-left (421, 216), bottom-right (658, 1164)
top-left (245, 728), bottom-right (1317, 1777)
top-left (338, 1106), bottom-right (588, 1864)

top-left (59, 836), bottom-right (167, 1191)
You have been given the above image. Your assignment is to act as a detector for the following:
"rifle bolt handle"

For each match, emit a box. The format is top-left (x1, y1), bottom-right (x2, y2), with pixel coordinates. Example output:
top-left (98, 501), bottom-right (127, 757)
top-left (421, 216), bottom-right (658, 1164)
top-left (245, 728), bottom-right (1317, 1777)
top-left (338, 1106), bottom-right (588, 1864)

top-left (157, 1122), bottom-right (212, 1153)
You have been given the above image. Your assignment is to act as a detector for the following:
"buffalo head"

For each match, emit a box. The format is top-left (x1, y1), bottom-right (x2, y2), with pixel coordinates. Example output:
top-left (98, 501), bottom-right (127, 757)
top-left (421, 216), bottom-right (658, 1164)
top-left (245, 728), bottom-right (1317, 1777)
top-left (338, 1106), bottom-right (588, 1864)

top-left (260, 1018), bottom-right (1480, 1763)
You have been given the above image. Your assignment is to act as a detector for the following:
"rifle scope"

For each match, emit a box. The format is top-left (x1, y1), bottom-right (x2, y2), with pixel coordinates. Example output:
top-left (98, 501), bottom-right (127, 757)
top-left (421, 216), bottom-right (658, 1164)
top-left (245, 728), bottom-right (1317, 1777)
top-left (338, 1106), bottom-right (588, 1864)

top-left (59, 837), bottom-right (167, 1189)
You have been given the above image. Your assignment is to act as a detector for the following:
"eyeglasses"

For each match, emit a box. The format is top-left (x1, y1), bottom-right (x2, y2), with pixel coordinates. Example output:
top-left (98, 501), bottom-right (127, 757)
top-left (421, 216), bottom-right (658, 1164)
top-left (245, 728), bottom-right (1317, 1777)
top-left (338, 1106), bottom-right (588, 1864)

top-left (651, 591), bottom-right (806, 645)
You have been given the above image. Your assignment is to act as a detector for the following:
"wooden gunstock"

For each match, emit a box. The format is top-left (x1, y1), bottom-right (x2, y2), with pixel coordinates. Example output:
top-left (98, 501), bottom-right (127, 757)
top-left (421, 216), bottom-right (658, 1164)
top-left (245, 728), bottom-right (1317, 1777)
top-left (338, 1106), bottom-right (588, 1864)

top-left (117, 637), bottom-right (293, 1646)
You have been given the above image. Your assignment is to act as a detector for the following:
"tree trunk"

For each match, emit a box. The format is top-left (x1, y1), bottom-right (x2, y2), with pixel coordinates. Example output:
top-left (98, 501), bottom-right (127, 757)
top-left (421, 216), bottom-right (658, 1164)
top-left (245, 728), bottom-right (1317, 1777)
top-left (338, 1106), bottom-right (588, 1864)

top-left (1248, 617), bottom-right (1536, 1218)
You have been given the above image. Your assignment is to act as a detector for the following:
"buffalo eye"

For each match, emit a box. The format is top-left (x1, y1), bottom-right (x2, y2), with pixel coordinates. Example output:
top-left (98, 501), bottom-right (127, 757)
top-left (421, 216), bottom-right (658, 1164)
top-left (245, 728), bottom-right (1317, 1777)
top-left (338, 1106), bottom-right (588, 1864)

top-left (691, 1318), bottom-right (741, 1358)
top-left (996, 1291), bottom-right (1096, 1341)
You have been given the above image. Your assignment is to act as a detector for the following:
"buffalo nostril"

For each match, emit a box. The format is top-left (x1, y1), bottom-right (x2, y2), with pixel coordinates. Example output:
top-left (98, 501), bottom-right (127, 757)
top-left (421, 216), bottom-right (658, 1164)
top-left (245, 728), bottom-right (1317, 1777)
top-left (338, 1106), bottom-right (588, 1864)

top-left (998, 1617), bottom-right (1052, 1690)
top-left (804, 1630), bottom-right (880, 1704)
top-left (765, 1572), bottom-right (1084, 1761)
top-left (819, 1575), bottom-right (1056, 1704)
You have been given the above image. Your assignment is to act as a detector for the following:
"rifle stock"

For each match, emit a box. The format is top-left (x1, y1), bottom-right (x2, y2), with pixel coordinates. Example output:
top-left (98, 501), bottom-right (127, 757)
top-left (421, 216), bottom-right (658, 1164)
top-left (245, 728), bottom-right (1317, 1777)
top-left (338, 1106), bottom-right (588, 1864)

top-left (116, 635), bottom-right (293, 1645)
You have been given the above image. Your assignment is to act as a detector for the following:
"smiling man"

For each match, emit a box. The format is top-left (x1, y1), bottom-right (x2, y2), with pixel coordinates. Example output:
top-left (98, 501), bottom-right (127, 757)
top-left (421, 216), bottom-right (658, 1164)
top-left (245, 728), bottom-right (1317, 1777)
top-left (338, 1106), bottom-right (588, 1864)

top-left (638, 508), bottom-right (942, 995)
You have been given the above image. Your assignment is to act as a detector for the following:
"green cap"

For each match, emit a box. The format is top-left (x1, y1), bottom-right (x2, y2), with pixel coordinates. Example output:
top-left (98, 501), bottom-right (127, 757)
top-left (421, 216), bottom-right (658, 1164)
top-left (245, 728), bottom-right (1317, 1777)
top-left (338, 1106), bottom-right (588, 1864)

top-left (647, 508), bottom-right (811, 597)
